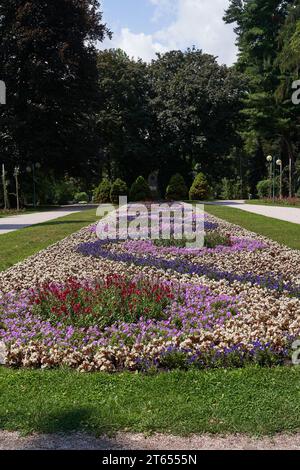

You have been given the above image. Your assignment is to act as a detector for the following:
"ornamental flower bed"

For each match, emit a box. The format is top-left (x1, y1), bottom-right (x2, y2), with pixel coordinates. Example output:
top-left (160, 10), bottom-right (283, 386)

top-left (0, 276), bottom-right (288, 372)
top-left (0, 208), bottom-right (299, 372)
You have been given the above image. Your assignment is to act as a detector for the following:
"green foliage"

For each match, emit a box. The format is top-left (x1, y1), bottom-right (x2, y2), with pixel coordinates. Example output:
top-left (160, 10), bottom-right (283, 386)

top-left (2, 367), bottom-right (300, 435)
top-left (0, 1), bottom-right (110, 180)
top-left (110, 178), bottom-right (128, 204)
top-left (204, 232), bottom-right (232, 249)
top-left (94, 180), bottom-right (111, 204)
top-left (189, 173), bottom-right (210, 201)
top-left (33, 277), bottom-right (171, 330)
top-left (154, 232), bottom-right (232, 249)
top-left (205, 204), bottom-right (300, 251)
top-left (34, 176), bottom-right (80, 205)
top-left (220, 178), bottom-right (243, 200)
top-left (74, 192), bottom-right (89, 203)
top-left (97, 50), bottom-right (153, 183)
top-left (257, 180), bottom-right (272, 199)
top-left (152, 49), bottom-right (245, 186)
top-left (129, 176), bottom-right (151, 202)
top-left (224, 0), bottom-right (298, 197)
top-left (165, 174), bottom-right (188, 201)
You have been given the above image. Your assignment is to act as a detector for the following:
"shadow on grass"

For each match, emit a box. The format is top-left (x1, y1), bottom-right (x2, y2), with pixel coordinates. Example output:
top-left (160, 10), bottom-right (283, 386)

top-left (0, 408), bottom-right (124, 449)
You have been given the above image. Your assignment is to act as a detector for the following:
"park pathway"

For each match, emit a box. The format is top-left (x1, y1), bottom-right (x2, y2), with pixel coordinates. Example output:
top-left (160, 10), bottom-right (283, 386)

top-left (0, 431), bottom-right (300, 450)
top-left (208, 200), bottom-right (300, 225)
top-left (0, 205), bottom-right (95, 235)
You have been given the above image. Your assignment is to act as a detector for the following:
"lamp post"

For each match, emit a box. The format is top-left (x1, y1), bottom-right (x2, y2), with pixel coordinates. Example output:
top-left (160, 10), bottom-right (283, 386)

top-left (26, 162), bottom-right (41, 208)
top-left (13, 166), bottom-right (20, 211)
top-left (276, 159), bottom-right (283, 200)
top-left (266, 155), bottom-right (273, 200)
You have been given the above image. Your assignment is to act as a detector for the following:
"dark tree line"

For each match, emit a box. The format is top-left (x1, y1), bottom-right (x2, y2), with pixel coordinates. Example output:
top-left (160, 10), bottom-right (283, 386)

top-left (2, 0), bottom-right (300, 205)
top-left (97, 48), bottom-right (245, 194)
top-left (225, 0), bottom-right (300, 196)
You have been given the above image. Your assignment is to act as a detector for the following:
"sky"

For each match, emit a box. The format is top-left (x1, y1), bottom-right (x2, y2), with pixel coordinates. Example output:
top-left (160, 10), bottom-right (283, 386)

top-left (100, 0), bottom-right (237, 66)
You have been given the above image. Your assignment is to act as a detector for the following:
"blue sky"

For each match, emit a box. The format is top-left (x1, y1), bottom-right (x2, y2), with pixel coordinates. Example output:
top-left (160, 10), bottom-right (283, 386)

top-left (100, 0), bottom-right (237, 65)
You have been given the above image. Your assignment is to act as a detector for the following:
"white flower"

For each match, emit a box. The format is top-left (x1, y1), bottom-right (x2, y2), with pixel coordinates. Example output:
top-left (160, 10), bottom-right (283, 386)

top-left (0, 342), bottom-right (7, 365)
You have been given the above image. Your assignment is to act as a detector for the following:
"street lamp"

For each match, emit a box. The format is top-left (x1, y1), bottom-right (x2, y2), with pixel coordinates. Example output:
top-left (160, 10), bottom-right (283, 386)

top-left (266, 155), bottom-right (273, 200)
top-left (26, 162), bottom-right (41, 208)
top-left (13, 166), bottom-right (20, 211)
top-left (276, 159), bottom-right (283, 200)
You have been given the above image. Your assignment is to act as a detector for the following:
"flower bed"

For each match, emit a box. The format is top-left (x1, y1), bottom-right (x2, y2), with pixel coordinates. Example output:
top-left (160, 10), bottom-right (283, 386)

top-left (0, 275), bottom-right (289, 372)
top-left (0, 207), bottom-right (299, 372)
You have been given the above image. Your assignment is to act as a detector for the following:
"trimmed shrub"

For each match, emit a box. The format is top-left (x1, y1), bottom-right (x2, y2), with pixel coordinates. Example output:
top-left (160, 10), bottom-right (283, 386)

top-left (189, 173), bottom-right (210, 201)
top-left (52, 178), bottom-right (79, 205)
top-left (256, 180), bottom-right (272, 199)
top-left (129, 176), bottom-right (151, 202)
top-left (74, 192), bottom-right (89, 203)
top-left (94, 180), bottom-right (111, 204)
top-left (110, 178), bottom-right (128, 204)
top-left (165, 174), bottom-right (188, 201)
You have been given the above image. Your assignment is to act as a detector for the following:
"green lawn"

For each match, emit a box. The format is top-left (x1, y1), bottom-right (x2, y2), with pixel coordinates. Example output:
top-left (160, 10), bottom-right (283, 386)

top-left (0, 206), bottom-right (64, 218)
top-left (205, 204), bottom-right (300, 250)
top-left (0, 209), bottom-right (98, 272)
top-left (1, 205), bottom-right (300, 438)
top-left (0, 366), bottom-right (299, 436)
top-left (249, 199), bottom-right (300, 208)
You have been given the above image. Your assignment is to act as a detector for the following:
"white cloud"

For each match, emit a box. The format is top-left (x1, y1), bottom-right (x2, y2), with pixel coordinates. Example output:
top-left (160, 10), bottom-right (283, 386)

top-left (101, 0), bottom-right (237, 65)
top-left (112, 28), bottom-right (168, 63)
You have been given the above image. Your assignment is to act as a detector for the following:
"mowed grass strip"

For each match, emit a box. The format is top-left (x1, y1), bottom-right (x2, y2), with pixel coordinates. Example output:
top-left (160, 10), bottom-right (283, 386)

top-left (0, 367), bottom-right (299, 436)
top-left (249, 199), bottom-right (300, 208)
top-left (205, 205), bottom-right (300, 250)
top-left (0, 209), bottom-right (98, 272)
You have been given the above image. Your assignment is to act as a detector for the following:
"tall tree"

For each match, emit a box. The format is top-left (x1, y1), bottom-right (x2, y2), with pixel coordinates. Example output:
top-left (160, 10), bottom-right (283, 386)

top-left (150, 48), bottom-right (245, 190)
top-left (224, 0), bottom-right (296, 195)
top-left (0, 0), bottom-right (110, 179)
top-left (96, 49), bottom-right (155, 184)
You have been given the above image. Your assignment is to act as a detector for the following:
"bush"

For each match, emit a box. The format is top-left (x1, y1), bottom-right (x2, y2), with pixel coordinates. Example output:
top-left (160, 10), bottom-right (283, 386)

top-left (220, 178), bottom-right (243, 200)
top-left (165, 174), bottom-right (188, 201)
top-left (110, 178), bottom-right (128, 204)
top-left (129, 176), bottom-right (151, 202)
top-left (74, 192), bottom-right (89, 203)
top-left (94, 180), bottom-right (111, 204)
top-left (256, 180), bottom-right (272, 199)
top-left (189, 173), bottom-right (210, 201)
top-left (52, 177), bottom-right (80, 205)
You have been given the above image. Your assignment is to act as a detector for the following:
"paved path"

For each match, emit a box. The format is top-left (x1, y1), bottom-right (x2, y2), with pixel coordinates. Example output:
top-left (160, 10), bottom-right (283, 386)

top-left (0, 431), bottom-right (300, 450)
top-left (209, 200), bottom-right (300, 225)
top-left (0, 205), bottom-right (95, 235)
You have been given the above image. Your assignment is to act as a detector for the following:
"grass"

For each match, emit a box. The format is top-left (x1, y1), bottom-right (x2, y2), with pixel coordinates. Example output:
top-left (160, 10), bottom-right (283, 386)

top-left (0, 366), bottom-right (299, 436)
top-left (0, 206), bottom-right (64, 218)
top-left (249, 199), bottom-right (300, 208)
top-left (0, 209), bottom-right (98, 272)
top-left (1, 204), bottom-right (299, 438)
top-left (205, 204), bottom-right (300, 250)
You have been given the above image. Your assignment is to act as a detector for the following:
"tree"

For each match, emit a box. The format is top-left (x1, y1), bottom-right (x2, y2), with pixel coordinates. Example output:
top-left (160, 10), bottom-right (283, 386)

top-left (110, 178), bottom-right (128, 204)
top-left (165, 174), bottom-right (188, 201)
top-left (129, 176), bottom-right (151, 202)
top-left (96, 49), bottom-right (155, 184)
top-left (224, 0), bottom-right (296, 195)
top-left (151, 48), bottom-right (245, 190)
top-left (189, 173), bottom-right (210, 201)
top-left (94, 179), bottom-right (111, 203)
top-left (0, 0), bottom-right (110, 182)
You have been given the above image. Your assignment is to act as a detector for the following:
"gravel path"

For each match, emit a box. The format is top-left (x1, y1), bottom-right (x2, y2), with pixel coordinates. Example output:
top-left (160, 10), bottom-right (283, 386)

top-left (209, 200), bottom-right (300, 225)
top-left (1, 431), bottom-right (300, 450)
top-left (0, 205), bottom-right (95, 235)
